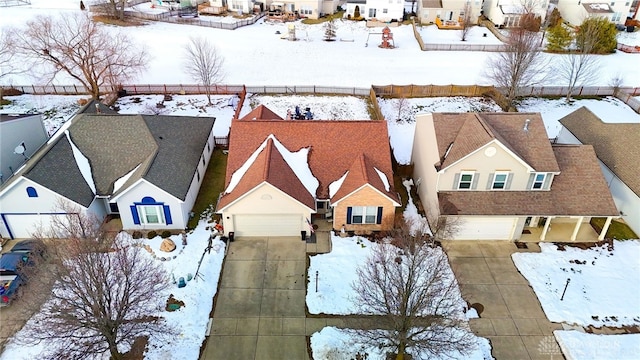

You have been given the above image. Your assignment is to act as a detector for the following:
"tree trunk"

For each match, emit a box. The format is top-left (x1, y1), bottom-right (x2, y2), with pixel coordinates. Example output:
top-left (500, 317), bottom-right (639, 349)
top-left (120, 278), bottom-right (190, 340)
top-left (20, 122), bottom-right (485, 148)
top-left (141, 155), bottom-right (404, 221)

top-left (396, 341), bottom-right (406, 360)
top-left (108, 341), bottom-right (122, 360)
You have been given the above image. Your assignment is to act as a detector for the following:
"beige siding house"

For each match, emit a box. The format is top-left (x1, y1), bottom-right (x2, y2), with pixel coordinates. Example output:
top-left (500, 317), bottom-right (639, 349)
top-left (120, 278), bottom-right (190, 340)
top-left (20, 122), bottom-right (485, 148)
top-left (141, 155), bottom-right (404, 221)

top-left (216, 105), bottom-right (400, 239)
top-left (412, 112), bottom-right (619, 241)
top-left (417, 0), bottom-right (482, 27)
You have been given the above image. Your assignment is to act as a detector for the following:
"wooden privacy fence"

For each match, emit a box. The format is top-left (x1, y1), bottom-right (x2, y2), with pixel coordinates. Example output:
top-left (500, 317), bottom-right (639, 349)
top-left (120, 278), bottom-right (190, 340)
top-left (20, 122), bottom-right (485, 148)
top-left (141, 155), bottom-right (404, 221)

top-left (373, 84), bottom-right (496, 98)
top-left (244, 85), bottom-right (371, 96)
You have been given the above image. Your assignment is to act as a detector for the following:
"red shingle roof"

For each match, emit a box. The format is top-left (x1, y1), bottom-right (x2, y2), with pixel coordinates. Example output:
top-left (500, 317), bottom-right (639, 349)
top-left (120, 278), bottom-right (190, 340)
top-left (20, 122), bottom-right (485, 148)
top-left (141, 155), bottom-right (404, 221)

top-left (217, 137), bottom-right (315, 210)
top-left (222, 111), bottom-right (398, 205)
top-left (331, 153), bottom-right (396, 203)
top-left (239, 104), bottom-right (283, 121)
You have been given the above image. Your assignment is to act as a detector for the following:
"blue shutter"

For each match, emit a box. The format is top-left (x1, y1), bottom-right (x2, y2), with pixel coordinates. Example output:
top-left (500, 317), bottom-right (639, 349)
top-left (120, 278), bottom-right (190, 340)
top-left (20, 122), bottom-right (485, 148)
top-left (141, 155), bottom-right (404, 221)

top-left (163, 205), bottom-right (173, 225)
top-left (346, 207), bottom-right (352, 224)
top-left (376, 207), bottom-right (383, 224)
top-left (130, 206), bottom-right (140, 225)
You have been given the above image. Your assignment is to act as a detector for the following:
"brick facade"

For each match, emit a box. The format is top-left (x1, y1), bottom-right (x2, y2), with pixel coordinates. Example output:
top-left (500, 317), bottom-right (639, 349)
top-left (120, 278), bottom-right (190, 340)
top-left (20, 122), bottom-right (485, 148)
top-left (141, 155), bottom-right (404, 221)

top-left (333, 185), bottom-right (397, 234)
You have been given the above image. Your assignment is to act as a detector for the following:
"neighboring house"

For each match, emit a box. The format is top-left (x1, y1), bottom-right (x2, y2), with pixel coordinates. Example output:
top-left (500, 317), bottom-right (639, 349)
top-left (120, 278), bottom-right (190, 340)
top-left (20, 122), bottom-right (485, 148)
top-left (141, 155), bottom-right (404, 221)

top-left (267, 0), bottom-right (344, 19)
top-left (344, 0), bottom-right (404, 21)
top-left (482, 0), bottom-right (550, 27)
top-left (0, 103), bottom-right (215, 239)
top-left (0, 114), bottom-right (47, 185)
top-left (557, 107), bottom-right (640, 236)
top-left (216, 105), bottom-right (400, 238)
top-left (417, 0), bottom-right (483, 27)
top-left (411, 112), bottom-right (619, 241)
top-left (556, 0), bottom-right (631, 25)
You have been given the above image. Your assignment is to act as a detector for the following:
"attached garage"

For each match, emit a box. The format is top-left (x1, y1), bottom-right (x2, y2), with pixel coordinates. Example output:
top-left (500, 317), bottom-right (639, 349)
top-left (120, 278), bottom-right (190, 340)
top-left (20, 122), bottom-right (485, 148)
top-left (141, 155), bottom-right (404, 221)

top-left (232, 214), bottom-right (303, 237)
top-left (452, 216), bottom-right (519, 240)
top-left (1, 213), bottom-right (70, 239)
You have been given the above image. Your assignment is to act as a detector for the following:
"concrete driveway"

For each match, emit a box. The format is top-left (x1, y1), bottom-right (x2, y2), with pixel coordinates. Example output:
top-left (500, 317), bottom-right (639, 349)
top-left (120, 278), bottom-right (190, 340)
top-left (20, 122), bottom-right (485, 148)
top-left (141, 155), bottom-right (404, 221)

top-left (201, 237), bottom-right (311, 360)
top-left (443, 241), bottom-right (564, 360)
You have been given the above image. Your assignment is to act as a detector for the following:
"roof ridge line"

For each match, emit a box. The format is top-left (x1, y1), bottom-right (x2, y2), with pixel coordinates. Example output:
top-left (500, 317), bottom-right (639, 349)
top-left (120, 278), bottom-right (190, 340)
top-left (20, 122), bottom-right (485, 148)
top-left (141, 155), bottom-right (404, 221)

top-left (263, 138), bottom-right (274, 181)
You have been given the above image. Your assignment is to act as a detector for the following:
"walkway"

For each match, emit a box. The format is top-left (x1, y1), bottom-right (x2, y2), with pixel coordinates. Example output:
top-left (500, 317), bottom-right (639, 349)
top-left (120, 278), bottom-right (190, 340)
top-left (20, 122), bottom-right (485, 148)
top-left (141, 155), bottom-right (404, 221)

top-left (443, 241), bottom-right (564, 360)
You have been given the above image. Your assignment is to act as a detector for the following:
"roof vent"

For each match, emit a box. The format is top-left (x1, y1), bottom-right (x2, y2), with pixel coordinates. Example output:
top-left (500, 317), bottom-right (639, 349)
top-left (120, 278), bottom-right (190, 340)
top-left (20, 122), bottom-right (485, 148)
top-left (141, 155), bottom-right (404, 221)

top-left (523, 119), bottom-right (530, 132)
top-left (95, 103), bottom-right (101, 114)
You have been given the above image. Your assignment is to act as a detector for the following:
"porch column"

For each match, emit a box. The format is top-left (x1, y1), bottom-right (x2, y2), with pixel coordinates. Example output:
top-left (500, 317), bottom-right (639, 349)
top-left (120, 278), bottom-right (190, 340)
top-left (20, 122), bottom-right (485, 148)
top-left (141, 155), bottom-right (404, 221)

top-left (570, 216), bottom-right (583, 241)
top-left (598, 216), bottom-right (613, 240)
top-left (540, 216), bottom-right (553, 241)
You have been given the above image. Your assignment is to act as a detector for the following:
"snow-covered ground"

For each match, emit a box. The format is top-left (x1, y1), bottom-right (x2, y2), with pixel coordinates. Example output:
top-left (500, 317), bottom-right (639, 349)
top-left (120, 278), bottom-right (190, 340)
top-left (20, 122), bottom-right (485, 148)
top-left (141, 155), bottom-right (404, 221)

top-left (311, 326), bottom-right (494, 360)
top-left (554, 330), bottom-right (640, 360)
top-left (0, 221), bottom-right (226, 360)
top-left (2, 94), bottom-right (638, 165)
top-left (1, 0), bottom-right (639, 87)
top-left (517, 96), bottom-right (640, 138)
top-left (307, 181), bottom-right (491, 359)
top-left (511, 241), bottom-right (640, 328)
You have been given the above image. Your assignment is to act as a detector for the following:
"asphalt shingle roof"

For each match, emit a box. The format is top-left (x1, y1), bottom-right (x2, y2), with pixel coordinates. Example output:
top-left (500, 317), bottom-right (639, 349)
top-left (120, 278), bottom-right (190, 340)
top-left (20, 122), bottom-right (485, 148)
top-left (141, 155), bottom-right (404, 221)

top-left (224, 109), bottom-right (397, 204)
top-left (434, 113), bottom-right (560, 172)
top-left (559, 106), bottom-right (640, 197)
top-left (438, 145), bottom-right (619, 216)
top-left (69, 114), bottom-right (157, 195)
top-left (25, 136), bottom-right (95, 207)
top-left (142, 116), bottom-right (215, 200)
top-left (217, 137), bottom-right (315, 210)
top-left (19, 113), bottom-right (214, 205)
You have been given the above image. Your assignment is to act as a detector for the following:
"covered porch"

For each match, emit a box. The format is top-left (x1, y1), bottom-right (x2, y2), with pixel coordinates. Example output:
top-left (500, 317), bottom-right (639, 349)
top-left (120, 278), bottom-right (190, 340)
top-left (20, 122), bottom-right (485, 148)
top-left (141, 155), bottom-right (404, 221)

top-left (518, 216), bottom-right (614, 242)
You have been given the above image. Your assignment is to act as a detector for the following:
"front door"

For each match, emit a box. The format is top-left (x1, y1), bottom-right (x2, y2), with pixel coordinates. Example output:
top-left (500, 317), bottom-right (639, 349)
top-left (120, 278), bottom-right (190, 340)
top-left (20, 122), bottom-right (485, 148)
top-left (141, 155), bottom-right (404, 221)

top-left (369, 8), bottom-right (376, 18)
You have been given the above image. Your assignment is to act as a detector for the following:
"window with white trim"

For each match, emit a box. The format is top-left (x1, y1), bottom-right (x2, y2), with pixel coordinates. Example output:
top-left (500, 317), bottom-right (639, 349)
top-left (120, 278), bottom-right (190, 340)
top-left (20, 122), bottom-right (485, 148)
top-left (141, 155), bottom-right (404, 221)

top-left (139, 205), bottom-right (165, 225)
top-left (612, 12), bottom-right (622, 21)
top-left (351, 206), bottom-right (377, 224)
top-left (492, 172), bottom-right (509, 189)
top-left (300, 6), bottom-right (313, 15)
top-left (231, 1), bottom-right (243, 10)
top-left (532, 173), bottom-right (546, 190)
top-left (383, 8), bottom-right (388, 14)
top-left (458, 172), bottom-right (474, 189)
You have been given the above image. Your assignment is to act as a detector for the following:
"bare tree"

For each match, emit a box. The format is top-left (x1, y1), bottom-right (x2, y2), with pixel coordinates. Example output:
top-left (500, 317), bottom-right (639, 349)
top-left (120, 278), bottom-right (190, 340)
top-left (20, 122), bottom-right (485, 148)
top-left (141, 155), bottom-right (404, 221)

top-left (459, 1), bottom-right (474, 41)
top-left (351, 228), bottom-right (476, 360)
top-left (555, 52), bottom-right (599, 103)
top-left (20, 204), bottom-right (174, 360)
top-left (183, 36), bottom-right (225, 106)
top-left (91, 0), bottom-right (127, 21)
top-left (0, 31), bottom-right (20, 102)
top-left (7, 12), bottom-right (148, 99)
top-left (485, 27), bottom-right (549, 109)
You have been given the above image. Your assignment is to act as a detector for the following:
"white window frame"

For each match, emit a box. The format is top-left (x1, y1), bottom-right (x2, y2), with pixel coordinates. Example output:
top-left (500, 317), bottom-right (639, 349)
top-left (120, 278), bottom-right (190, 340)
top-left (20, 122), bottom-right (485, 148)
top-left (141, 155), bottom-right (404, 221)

top-left (139, 205), bottom-right (165, 225)
top-left (612, 12), bottom-right (622, 21)
top-left (532, 173), bottom-right (546, 190)
top-left (351, 206), bottom-right (377, 224)
top-left (492, 171), bottom-right (509, 190)
top-left (458, 171), bottom-right (474, 190)
top-left (300, 6), bottom-right (313, 15)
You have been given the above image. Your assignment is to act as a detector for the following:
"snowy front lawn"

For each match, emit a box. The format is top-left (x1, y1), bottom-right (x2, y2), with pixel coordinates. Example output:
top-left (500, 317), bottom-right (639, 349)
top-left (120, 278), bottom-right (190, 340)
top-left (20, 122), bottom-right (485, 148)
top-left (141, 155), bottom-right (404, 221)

top-left (0, 221), bottom-right (225, 360)
top-left (512, 240), bottom-right (640, 328)
top-left (306, 234), bottom-right (493, 360)
top-left (554, 330), bottom-right (640, 360)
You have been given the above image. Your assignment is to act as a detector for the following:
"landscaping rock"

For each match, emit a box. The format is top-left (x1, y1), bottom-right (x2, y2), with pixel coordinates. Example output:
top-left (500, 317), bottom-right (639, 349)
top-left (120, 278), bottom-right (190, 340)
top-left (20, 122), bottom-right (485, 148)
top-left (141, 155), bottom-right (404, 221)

top-left (160, 238), bottom-right (176, 252)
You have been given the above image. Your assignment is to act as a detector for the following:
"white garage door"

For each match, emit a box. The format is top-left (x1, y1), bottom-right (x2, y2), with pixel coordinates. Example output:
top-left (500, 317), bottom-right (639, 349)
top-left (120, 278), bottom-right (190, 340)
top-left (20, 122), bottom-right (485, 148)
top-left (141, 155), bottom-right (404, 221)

top-left (233, 214), bottom-right (302, 237)
top-left (454, 217), bottom-right (518, 240)
top-left (2, 214), bottom-right (67, 239)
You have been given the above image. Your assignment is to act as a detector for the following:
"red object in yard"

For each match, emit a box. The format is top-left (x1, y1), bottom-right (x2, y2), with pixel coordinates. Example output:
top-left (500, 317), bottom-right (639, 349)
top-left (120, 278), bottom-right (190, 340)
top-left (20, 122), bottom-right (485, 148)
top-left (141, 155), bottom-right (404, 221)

top-left (381, 27), bottom-right (393, 48)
